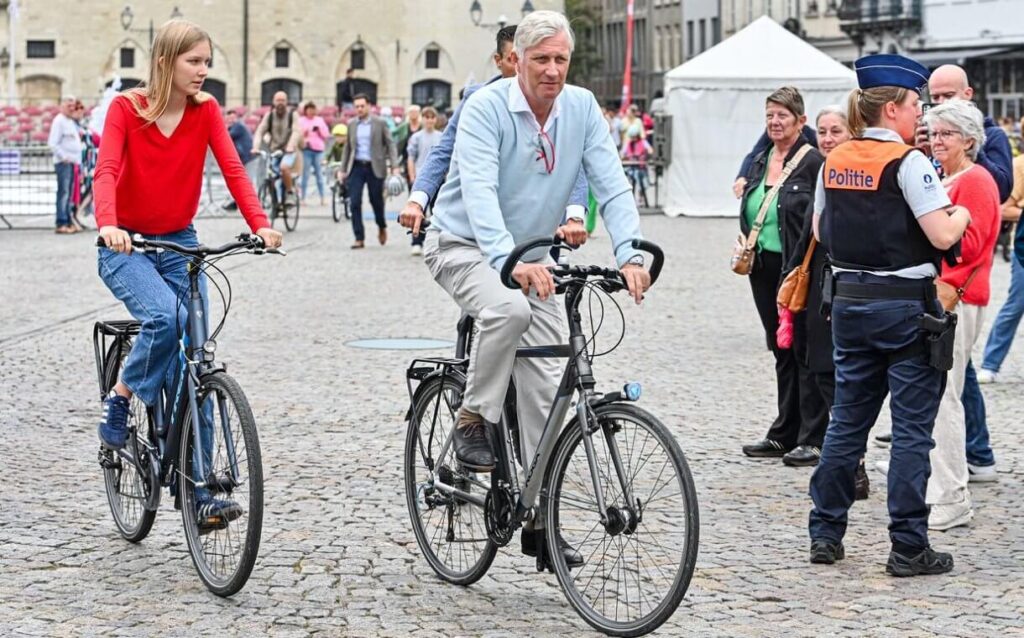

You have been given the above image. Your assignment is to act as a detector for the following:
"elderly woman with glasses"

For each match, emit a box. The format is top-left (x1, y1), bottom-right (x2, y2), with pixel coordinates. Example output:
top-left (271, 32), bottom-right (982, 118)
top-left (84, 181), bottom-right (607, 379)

top-left (919, 98), bottom-right (1001, 531)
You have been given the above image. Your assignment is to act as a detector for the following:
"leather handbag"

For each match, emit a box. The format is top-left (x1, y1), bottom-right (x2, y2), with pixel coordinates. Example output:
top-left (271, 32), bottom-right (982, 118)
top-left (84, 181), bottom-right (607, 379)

top-left (777, 237), bottom-right (817, 312)
top-left (935, 267), bottom-right (980, 312)
top-left (731, 145), bottom-right (814, 276)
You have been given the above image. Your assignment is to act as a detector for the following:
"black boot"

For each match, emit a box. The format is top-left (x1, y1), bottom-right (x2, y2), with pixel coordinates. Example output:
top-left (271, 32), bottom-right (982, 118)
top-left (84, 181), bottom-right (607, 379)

top-left (522, 529), bottom-right (584, 571)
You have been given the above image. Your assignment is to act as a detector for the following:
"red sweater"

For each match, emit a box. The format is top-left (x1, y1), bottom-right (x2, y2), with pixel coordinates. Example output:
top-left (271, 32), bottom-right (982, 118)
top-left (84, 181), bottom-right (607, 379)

top-left (939, 164), bottom-right (1000, 306)
top-left (94, 95), bottom-right (269, 234)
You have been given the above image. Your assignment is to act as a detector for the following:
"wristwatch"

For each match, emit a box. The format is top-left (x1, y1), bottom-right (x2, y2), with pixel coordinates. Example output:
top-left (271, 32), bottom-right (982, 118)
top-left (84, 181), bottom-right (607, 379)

top-left (627, 254), bottom-right (645, 267)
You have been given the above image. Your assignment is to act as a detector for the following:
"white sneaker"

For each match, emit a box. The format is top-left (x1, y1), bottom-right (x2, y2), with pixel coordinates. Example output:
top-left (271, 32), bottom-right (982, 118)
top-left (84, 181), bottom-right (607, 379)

top-left (968, 463), bottom-right (999, 483)
top-left (928, 499), bottom-right (974, 531)
top-left (874, 460), bottom-right (889, 477)
top-left (410, 245), bottom-right (424, 256)
top-left (976, 369), bottom-right (998, 384)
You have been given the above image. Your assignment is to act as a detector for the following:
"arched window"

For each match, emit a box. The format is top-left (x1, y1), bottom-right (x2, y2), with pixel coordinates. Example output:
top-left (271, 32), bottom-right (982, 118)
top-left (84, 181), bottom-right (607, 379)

top-left (203, 79), bottom-right (227, 105)
top-left (411, 80), bottom-right (452, 110)
top-left (351, 79), bottom-right (378, 104)
top-left (261, 78), bottom-right (302, 106)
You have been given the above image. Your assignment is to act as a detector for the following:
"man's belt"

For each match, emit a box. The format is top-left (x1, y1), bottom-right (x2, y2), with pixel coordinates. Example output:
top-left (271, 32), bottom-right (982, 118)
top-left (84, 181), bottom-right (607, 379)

top-left (835, 280), bottom-right (936, 301)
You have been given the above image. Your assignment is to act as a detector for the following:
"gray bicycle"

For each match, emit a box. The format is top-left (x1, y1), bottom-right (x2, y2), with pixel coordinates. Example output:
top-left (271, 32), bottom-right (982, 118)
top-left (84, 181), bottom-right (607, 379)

top-left (404, 237), bottom-right (699, 637)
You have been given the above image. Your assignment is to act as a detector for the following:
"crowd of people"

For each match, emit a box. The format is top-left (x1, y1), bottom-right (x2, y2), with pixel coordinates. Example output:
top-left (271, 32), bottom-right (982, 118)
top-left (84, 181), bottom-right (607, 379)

top-left (733, 55), bottom-right (1019, 575)
top-left (46, 96), bottom-right (99, 234)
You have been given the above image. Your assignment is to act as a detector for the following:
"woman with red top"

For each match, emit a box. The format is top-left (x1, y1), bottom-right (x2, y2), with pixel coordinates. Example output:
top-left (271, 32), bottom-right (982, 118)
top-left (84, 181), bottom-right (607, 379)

top-left (94, 19), bottom-right (282, 495)
top-left (922, 99), bottom-right (1000, 531)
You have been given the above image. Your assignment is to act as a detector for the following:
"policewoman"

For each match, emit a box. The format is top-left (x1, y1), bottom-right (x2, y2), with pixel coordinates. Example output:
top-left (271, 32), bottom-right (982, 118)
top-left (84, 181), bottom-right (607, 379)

top-left (806, 54), bottom-right (971, 577)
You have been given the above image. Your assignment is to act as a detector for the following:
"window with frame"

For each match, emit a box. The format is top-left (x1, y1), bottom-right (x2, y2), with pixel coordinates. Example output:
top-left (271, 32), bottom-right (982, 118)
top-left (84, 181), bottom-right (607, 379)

top-left (425, 48), bottom-right (440, 70)
top-left (686, 21), bottom-right (694, 58)
top-left (26, 40), bottom-right (55, 59)
top-left (120, 47), bottom-right (135, 68)
top-left (275, 47), bottom-right (289, 68)
top-left (351, 48), bottom-right (365, 70)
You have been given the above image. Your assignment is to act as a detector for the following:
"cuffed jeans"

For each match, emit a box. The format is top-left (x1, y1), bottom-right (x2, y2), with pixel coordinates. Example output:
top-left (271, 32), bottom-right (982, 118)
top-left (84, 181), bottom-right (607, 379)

top-left (927, 303), bottom-right (983, 508)
top-left (981, 257), bottom-right (1024, 373)
top-left (810, 287), bottom-right (944, 551)
top-left (423, 229), bottom-right (564, 464)
top-left (301, 148), bottom-right (325, 199)
top-left (55, 162), bottom-right (75, 227)
top-left (97, 226), bottom-right (207, 407)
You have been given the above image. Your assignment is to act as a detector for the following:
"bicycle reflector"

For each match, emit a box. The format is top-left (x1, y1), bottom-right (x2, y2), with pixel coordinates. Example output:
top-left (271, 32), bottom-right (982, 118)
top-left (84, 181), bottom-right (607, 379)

top-left (623, 382), bottom-right (642, 401)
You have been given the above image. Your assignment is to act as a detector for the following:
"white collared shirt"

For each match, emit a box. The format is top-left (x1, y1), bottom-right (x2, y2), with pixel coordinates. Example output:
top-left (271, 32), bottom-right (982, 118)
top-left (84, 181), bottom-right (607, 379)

top-left (507, 77), bottom-right (563, 134)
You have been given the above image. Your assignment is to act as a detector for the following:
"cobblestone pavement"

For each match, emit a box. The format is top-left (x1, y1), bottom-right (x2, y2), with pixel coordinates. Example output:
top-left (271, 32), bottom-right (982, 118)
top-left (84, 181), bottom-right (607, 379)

top-left (1, 210), bottom-right (1022, 637)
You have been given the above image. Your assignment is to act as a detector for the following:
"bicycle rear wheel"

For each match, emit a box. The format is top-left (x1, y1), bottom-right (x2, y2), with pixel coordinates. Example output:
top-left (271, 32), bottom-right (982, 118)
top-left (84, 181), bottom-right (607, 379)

top-left (404, 373), bottom-right (497, 585)
top-left (100, 341), bottom-right (158, 543)
top-left (545, 403), bottom-right (699, 637)
top-left (179, 371), bottom-right (263, 597)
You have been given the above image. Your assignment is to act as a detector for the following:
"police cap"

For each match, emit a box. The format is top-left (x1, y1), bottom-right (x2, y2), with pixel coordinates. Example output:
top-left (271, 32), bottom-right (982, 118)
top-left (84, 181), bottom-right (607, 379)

top-left (854, 54), bottom-right (930, 94)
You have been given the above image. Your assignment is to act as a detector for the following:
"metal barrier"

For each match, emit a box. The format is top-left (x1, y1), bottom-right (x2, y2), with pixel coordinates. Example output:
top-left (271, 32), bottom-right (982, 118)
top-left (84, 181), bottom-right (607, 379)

top-left (0, 146), bottom-right (57, 228)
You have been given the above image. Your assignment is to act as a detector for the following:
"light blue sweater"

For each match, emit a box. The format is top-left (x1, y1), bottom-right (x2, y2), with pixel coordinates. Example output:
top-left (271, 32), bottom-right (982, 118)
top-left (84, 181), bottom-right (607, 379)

top-left (431, 78), bottom-right (642, 270)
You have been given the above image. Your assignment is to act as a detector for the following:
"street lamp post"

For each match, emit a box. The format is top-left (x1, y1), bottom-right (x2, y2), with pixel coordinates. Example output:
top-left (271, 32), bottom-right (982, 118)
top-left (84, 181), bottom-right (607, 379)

top-left (468, 0), bottom-right (534, 29)
top-left (120, 4), bottom-right (183, 47)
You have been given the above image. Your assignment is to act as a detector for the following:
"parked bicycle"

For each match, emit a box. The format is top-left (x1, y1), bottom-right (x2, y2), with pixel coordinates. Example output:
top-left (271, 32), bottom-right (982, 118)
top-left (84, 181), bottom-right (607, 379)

top-left (404, 237), bottom-right (698, 637)
top-left (327, 161), bottom-right (350, 223)
top-left (258, 150), bottom-right (300, 232)
top-left (94, 232), bottom-right (283, 596)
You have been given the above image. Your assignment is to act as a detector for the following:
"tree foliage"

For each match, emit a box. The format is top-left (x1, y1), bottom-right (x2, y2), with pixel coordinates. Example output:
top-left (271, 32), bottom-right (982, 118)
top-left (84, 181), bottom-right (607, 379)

top-left (565, 0), bottom-right (602, 88)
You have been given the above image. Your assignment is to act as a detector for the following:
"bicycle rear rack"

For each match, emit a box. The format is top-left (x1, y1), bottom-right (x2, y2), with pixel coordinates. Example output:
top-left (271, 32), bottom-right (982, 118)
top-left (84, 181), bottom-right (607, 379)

top-left (93, 320), bottom-right (141, 401)
top-left (405, 356), bottom-right (468, 415)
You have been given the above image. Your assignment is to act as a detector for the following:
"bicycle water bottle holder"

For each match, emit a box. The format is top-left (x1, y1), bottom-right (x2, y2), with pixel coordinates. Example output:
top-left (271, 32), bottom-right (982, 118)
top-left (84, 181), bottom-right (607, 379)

top-left (93, 320), bottom-right (142, 400)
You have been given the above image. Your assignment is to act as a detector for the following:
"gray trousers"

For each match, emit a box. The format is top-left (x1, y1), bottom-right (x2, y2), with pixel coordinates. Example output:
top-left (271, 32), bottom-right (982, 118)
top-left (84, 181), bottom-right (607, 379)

top-left (423, 230), bottom-right (565, 464)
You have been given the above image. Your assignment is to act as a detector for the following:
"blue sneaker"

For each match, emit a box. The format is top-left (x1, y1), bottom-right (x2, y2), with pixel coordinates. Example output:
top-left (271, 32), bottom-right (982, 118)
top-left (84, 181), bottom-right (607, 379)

top-left (197, 497), bottom-right (243, 534)
top-left (98, 393), bottom-right (131, 450)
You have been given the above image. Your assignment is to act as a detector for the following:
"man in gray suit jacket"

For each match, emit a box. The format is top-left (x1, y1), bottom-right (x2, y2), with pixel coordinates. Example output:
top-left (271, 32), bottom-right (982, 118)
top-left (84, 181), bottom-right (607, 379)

top-left (340, 93), bottom-right (400, 248)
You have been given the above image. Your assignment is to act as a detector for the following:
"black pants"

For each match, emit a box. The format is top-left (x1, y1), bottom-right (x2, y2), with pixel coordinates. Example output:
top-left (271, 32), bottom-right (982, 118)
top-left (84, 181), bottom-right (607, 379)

top-left (348, 162), bottom-right (385, 242)
top-left (749, 251), bottom-right (827, 448)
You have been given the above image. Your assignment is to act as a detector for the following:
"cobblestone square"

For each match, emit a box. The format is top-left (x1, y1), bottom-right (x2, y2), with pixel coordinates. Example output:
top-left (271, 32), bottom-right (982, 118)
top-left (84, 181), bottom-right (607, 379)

top-left (1, 212), bottom-right (1021, 637)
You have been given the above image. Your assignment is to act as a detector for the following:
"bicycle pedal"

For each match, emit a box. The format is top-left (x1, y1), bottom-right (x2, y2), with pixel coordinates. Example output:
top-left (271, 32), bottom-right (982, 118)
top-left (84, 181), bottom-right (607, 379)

top-left (197, 516), bottom-right (229, 535)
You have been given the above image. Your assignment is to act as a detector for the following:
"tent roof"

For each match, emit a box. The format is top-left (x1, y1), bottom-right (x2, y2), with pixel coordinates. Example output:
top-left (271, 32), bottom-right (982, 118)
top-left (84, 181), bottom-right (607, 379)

top-left (665, 16), bottom-right (857, 90)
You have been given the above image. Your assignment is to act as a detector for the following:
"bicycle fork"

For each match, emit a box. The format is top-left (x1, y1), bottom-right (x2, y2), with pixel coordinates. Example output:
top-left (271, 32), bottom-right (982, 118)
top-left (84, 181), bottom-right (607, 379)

top-left (577, 398), bottom-right (642, 534)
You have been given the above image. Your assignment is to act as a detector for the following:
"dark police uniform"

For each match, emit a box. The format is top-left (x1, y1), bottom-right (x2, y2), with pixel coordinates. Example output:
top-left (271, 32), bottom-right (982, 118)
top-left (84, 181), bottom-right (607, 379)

top-left (808, 56), bottom-right (955, 560)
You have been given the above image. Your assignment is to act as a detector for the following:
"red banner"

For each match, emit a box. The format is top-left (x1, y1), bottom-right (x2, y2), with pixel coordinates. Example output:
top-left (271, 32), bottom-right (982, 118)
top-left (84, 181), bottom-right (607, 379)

top-left (620, 0), bottom-right (635, 113)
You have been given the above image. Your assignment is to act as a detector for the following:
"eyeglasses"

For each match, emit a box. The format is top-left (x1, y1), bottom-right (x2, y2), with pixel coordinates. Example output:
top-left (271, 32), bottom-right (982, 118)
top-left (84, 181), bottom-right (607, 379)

top-left (929, 129), bottom-right (963, 141)
top-left (533, 129), bottom-right (555, 175)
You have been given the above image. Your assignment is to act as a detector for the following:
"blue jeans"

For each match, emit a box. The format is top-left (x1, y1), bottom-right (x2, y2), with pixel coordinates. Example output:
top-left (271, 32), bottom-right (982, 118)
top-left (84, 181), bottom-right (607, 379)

top-left (97, 226), bottom-right (207, 407)
top-left (962, 360), bottom-right (996, 466)
top-left (981, 257), bottom-right (1024, 373)
top-left (810, 285), bottom-right (944, 551)
top-left (55, 162), bottom-right (75, 227)
top-left (348, 162), bottom-right (386, 242)
top-left (301, 148), bottom-right (325, 199)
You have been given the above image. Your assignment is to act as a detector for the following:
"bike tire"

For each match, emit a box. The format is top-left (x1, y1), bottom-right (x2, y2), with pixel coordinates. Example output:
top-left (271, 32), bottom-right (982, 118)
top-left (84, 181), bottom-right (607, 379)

top-left (101, 340), bottom-right (158, 543)
top-left (284, 191), bottom-right (299, 232)
top-left (179, 371), bottom-right (264, 597)
top-left (545, 403), bottom-right (699, 637)
top-left (404, 373), bottom-right (498, 586)
top-left (331, 185), bottom-right (342, 223)
top-left (259, 181), bottom-right (277, 227)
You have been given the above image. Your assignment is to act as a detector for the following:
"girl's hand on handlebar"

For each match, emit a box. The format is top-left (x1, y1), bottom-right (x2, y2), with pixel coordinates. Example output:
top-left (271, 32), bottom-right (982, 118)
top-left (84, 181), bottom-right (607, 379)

top-left (99, 226), bottom-right (132, 254)
top-left (512, 263), bottom-right (555, 301)
top-left (621, 264), bottom-right (651, 305)
top-left (256, 227), bottom-right (284, 249)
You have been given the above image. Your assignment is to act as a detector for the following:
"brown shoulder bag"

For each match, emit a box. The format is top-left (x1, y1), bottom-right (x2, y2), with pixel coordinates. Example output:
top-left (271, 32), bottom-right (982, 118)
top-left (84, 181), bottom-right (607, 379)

top-left (777, 237), bottom-right (817, 312)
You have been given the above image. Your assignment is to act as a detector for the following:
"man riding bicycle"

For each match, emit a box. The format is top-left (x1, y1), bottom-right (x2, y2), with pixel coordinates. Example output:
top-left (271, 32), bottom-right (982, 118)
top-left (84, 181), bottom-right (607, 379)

top-left (399, 10), bottom-right (649, 566)
top-left (252, 90), bottom-right (302, 199)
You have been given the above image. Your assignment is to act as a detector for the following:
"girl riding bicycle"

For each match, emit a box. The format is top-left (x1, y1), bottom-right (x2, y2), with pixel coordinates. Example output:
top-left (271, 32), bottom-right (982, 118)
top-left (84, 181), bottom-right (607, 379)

top-left (94, 20), bottom-right (282, 517)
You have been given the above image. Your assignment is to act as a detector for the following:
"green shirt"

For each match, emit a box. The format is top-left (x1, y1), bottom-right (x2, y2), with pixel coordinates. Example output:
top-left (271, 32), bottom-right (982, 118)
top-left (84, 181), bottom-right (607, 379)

top-left (743, 149), bottom-right (782, 254)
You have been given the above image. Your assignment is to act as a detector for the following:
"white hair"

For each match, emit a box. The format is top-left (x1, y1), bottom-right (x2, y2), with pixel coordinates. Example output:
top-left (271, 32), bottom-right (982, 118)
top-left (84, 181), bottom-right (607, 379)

top-left (923, 98), bottom-right (987, 161)
top-left (815, 105), bottom-right (848, 127)
top-left (514, 10), bottom-right (575, 58)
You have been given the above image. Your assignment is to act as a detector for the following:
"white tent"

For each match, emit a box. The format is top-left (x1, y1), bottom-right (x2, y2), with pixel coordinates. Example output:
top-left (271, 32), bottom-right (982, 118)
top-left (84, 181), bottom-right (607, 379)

top-left (661, 16), bottom-right (857, 217)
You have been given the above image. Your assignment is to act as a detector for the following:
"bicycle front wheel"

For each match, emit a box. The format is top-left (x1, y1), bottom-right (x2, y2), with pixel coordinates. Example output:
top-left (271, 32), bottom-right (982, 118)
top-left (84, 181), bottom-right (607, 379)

top-left (259, 181), bottom-right (277, 226)
top-left (404, 373), bottom-right (497, 585)
top-left (283, 189), bottom-right (300, 232)
top-left (179, 371), bottom-right (264, 597)
top-left (101, 340), bottom-right (158, 543)
top-left (545, 403), bottom-right (699, 637)
top-left (331, 183), bottom-right (343, 222)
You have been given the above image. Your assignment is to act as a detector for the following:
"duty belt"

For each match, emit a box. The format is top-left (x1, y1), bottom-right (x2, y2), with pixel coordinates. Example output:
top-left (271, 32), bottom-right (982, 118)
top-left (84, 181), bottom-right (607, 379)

top-left (834, 280), bottom-right (936, 302)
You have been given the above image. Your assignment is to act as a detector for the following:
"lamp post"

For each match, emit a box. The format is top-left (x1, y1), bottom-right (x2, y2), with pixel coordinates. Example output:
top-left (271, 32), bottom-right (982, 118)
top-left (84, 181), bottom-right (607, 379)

top-left (469, 0), bottom-right (534, 29)
top-left (120, 4), bottom-right (183, 47)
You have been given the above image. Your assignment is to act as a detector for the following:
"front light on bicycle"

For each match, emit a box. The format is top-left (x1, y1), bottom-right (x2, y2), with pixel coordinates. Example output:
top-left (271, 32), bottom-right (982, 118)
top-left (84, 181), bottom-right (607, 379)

top-left (203, 339), bottom-right (217, 354)
top-left (623, 382), bottom-right (642, 401)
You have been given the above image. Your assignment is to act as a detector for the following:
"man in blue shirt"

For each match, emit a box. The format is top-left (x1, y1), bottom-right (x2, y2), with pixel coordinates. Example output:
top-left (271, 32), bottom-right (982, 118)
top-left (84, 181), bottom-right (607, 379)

top-left (223, 108), bottom-right (254, 211)
top-left (412, 11), bottom-right (648, 568)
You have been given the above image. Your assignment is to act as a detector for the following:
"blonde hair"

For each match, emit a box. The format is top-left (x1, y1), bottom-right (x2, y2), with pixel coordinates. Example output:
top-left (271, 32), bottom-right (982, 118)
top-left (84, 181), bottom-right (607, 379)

top-left (846, 86), bottom-right (909, 137)
top-left (124, 19), bottom-right (212, 123)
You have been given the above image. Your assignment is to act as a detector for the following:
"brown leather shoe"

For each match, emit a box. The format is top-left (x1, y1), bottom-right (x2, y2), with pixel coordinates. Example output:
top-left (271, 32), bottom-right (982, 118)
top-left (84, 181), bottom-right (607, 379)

top-left (351, 240), bottom-right (365, 249)
top-left (378, 227), bottom-right (387, 245)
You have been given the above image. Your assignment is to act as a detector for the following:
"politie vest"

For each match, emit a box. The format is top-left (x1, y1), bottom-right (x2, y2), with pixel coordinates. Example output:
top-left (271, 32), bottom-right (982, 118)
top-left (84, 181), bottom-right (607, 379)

top-left (820, 138), bottom-right (941, 271)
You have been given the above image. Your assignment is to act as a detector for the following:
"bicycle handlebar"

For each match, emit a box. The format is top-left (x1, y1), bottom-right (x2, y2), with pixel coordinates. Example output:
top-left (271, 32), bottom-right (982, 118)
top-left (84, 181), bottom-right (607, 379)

top-left (95, 232), bottom-right (287, 257)
top-left (499, 236), bottom-right (664, 291)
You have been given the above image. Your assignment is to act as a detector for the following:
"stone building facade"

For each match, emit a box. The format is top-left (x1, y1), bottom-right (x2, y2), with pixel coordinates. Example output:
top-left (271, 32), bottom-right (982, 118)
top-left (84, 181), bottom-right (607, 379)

top-left (0, 0), bottom-right (561, 107)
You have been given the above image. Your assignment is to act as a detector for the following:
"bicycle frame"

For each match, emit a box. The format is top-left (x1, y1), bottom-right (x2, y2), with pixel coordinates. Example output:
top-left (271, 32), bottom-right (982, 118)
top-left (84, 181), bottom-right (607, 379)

top-left (423, 283), bottom-right (639, 530)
